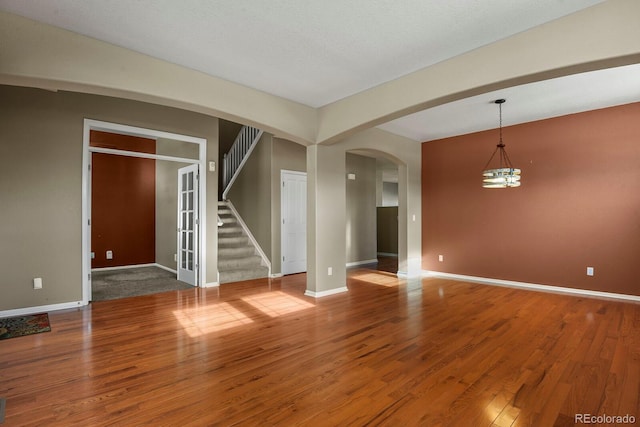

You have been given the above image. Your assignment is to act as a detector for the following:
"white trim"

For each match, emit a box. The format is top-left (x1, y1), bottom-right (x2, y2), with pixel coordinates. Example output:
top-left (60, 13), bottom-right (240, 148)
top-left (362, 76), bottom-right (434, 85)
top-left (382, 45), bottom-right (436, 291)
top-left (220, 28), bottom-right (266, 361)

top-left (304, 286), bottom-right (349, 298)
top-left (0, 301), bottom-right (83, 318)
top-left (91, 263), bottom-right (157, 272)
top-left (155, 264), bottom-right (178, 274)
top-left (203, 282), bottom-right (220, 288)
top-left (224, 200), bottom-right (272, 275)
top-left (89, 146), bottom-right (199, 164)
top-left (91, 263), bottom-right (177, 274)
top-left (83, 119), bottom-right (207, 306)
top-left (270, 273), bottom-right (284, 278)
top-left (423, 271), bottom-right (640, 303)
top-left (396, 271), bottom-right (408, 278)
top-left (346, 259), bottom-right (378, 267)
top-left (85, 119), bottom-right (205, 144)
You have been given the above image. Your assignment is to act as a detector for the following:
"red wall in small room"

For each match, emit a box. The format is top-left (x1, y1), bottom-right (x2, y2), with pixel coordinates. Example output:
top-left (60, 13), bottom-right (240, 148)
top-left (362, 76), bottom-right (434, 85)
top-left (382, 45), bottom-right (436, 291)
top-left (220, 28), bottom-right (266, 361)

top-left (422, 102), bottom-right (640, 296)
top-left (91, 131), bottom-right (156, 268)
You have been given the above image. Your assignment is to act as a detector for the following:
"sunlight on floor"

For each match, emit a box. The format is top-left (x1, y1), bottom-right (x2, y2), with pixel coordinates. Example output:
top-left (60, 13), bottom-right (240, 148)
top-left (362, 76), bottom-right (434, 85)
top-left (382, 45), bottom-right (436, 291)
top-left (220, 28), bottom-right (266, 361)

top-left (173, 302), bottom-right (253, 338)
top-left (242, 291), bottom-right (315, 317)
top-left (351, 271), bottom-right (400, 287)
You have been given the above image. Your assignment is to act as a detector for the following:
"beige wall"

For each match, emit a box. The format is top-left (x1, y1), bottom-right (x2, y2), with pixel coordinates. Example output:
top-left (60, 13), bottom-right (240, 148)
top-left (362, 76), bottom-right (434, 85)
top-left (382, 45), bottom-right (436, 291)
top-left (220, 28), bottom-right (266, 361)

top-left (345, 153), bottom-right (377, 264)
top-left (226, 134), bottom-right (273, 259)
top-left (0, 85), bottom-right (218, 311)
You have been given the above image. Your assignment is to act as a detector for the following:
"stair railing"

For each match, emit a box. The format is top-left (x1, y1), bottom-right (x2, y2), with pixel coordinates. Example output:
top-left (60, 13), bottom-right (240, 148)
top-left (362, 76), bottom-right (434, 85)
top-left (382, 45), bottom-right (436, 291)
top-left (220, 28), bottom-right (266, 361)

top-left (222, 125), bottom-right (263, 200)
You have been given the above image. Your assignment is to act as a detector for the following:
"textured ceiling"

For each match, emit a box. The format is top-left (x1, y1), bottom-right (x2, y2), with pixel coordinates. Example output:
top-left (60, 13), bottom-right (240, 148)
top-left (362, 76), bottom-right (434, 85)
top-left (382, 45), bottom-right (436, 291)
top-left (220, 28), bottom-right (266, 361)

top-left (3, 0), bottom-right (637, 142)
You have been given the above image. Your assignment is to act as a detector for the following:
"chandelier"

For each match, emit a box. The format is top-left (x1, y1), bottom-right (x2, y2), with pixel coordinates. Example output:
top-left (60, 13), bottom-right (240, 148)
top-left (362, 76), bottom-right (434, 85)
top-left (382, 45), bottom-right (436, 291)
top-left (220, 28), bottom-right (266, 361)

top-left (482, 99), bottom-right (521, 188)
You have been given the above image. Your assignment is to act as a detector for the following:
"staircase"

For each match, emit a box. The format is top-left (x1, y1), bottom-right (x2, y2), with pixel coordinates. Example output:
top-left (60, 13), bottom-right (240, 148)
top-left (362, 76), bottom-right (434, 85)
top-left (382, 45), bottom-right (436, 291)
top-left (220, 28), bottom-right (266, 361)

top-left (217, 201), bottom-right (269, 283)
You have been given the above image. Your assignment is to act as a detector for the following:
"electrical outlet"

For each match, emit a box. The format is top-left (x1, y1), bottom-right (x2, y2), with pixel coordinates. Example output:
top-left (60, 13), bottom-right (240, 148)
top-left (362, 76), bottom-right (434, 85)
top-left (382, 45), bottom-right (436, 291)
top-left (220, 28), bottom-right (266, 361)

top-left (438, 254), bottom-right (444, 262)
top-left (586, 267), bottom-right (594, 276)
top-left (91, 252), bottom-right (95, 259)
top-left (33, 277), bottom-right (43, 289)
top-left (328, 267), bottom-right (333, 276)
top-left (106, 250), bottom-right (113, 260)
top-left (174, 254), bottom-right (177, 262)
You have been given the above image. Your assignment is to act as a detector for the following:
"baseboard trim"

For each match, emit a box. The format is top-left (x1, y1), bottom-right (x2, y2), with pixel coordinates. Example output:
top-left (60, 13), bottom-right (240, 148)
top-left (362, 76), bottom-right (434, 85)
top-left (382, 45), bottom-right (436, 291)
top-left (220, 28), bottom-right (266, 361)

top-left (155, 263), bottom-right (177, 274)
top-left (346, 259), bottom-right (378, 268)
top-left (304, 287), bottom-right (349, 298)
top-left (0, 301), bottom-right (85, 318)
top-left (91, 263), bottom-right (157, 272)
top-left (270, 273), bottom-right (284, 278)
top-left (423, 270), bottom-right (640, 303)
top-left (203, 282), bottom-right (220, 288)
top-left (377, 252), bottom-right (398, 257)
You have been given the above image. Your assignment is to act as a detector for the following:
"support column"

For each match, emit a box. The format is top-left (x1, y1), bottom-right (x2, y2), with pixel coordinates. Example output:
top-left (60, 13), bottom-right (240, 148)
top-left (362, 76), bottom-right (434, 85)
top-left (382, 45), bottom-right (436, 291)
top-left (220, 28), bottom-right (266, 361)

top-left (305, 144), bottom-right (348, 297)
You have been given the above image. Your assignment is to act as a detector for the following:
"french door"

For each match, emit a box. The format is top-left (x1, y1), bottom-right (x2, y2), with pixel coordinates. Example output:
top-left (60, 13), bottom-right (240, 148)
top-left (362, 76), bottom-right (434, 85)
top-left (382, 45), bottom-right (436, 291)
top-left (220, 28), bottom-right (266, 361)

top-left (177, 164), bottom-right (199, 285)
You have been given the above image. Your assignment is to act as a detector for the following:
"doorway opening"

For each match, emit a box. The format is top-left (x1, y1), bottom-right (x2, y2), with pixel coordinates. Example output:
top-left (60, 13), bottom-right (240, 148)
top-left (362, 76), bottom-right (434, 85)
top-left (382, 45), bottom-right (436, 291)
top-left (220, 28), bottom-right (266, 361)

top-left (82, 120), bottom-right (206, 304)
top-left (346, 150), bottom-right (401, 276)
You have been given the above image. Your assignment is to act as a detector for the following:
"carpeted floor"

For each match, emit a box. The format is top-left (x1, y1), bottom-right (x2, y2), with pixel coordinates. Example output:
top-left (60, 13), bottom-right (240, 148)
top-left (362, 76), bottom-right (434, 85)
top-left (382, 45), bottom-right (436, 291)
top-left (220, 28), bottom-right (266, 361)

top-left (91, 266), bottom-right (193, 301)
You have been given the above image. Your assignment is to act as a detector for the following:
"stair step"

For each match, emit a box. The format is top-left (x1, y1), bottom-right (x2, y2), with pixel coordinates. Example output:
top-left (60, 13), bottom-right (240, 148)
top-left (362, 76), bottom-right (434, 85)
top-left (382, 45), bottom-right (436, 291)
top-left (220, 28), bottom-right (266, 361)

top-left (217, 201), bottom-right (268, 284)
top-left (219, 246), bottom-right (256, 257)
top-left (218, 226), bottom-right (244, 235)
top-left (219, 255), bottom-right (263, 269)
top-left (218, 236), bottom-right (249, 246)
top-left (219, 266), bottom-right (269, 284)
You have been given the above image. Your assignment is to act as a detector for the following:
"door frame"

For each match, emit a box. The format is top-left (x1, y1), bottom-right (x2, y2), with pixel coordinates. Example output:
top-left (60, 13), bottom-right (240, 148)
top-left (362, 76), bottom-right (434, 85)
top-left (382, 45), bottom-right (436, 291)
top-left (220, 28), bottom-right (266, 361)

top-left (281, 169), bottom-right (307, 275)
top-left (82, 119), bottom-right (207, 305)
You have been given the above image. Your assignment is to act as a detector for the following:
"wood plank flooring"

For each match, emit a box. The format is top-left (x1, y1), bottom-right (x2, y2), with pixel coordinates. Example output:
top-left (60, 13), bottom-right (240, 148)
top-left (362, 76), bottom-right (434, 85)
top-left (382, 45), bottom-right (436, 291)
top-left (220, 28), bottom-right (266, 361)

top-left (1, 262), bottom-right (639, 426)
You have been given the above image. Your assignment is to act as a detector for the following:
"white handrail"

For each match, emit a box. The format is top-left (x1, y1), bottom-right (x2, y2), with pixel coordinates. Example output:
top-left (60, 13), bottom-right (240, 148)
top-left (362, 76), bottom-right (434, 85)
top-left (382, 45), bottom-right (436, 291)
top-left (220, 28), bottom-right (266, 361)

top-left (222, 125), bottom-right (263, 199)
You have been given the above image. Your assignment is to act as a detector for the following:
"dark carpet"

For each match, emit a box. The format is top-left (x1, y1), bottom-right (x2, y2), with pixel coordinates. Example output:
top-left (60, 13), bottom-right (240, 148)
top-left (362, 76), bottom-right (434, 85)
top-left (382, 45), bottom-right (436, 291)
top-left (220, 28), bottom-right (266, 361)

top-left (91, 266), bottom-right (193, 301)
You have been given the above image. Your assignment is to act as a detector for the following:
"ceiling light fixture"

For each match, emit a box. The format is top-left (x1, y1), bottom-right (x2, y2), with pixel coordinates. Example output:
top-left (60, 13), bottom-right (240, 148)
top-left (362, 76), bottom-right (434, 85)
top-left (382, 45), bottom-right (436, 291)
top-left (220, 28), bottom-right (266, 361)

top-left (482, 99), bottom-right (521, 188)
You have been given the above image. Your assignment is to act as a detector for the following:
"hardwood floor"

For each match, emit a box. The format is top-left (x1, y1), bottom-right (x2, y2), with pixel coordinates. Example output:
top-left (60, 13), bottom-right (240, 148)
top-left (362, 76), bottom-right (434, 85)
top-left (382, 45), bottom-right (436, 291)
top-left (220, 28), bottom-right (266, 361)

top-left (1, 264), bottom-right (639, 426)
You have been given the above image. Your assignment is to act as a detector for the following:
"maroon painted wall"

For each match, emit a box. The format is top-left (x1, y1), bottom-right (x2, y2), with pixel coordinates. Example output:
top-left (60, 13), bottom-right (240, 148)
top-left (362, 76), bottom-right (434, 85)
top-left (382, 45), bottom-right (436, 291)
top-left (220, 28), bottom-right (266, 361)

top-left (422, 102), bottom-right (640, 296)
top-left (91, 131), bottom-right (156, 268)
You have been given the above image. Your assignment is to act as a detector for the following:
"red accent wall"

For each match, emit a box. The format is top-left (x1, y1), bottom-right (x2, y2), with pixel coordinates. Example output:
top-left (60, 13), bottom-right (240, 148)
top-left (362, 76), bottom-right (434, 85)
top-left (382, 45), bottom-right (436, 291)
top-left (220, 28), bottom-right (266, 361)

top-left (422, 102), bottom-right (640, 296)
top-left (91, 131), bottom-right (156, 268)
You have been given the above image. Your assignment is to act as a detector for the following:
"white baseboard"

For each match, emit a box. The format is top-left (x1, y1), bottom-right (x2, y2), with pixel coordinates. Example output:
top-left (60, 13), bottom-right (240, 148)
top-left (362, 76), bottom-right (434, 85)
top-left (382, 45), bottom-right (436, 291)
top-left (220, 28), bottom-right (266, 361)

top-left (377, 252), bottom-right (398, 257)
top-left (92, 263), bottom-right (177, 274)
top-left (0, 301), bottom-right (85, 318)
top-left (91, 263), bottom-right (157, 272)
top-left (203, 282), bottom-right (220, 288)
top-left (155, 264), bottom-right (177, 274)
top-left (270, 273), bottom-right (284, 278)
top-left (304, 286), bottom-right (349, 298)
top-left (423, 270), bottom-right (640, 303)
top-left (346, 259), bottom-right (378, 268)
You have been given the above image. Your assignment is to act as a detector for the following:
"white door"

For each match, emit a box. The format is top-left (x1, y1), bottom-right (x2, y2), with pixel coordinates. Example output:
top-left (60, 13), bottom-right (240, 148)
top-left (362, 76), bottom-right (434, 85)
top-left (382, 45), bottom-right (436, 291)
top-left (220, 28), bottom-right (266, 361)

top-left (177, 164), bottom-right (199, 285)
top-left (281, 170), bottom-right (307, 275)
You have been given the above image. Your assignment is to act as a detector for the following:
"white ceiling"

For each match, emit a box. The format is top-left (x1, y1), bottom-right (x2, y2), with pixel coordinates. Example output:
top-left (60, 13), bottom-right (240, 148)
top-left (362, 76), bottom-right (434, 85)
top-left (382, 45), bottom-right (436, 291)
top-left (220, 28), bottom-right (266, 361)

top-left (379, 63), bottom-right (640, 141)
top-left (3, 0), bottom-right (638, 142)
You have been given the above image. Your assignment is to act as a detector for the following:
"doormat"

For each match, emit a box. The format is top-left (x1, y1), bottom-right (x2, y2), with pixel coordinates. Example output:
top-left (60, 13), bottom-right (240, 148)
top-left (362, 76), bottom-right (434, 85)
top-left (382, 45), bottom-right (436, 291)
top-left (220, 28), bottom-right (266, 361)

top-left (0, 313), bottom-right (51, 340)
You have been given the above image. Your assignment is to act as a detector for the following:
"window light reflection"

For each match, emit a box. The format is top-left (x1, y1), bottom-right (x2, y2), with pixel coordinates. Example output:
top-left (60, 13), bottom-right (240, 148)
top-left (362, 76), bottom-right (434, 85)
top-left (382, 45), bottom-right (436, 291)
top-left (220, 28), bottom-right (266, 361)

top-left (242, 291), bottom-right (314, 317)
top-left (173, 302), bottom-right (253, 337)
top-left (351, 271), bottom-right (400, 287)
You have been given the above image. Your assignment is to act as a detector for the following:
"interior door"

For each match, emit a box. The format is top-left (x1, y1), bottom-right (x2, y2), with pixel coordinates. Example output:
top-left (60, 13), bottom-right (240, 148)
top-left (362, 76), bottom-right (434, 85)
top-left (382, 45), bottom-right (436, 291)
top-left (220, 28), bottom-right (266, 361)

top-left (281, 170), bottom-right (307, 275)
top-left (177, 164), bottom-right (199, 285)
